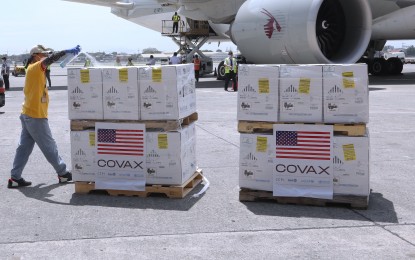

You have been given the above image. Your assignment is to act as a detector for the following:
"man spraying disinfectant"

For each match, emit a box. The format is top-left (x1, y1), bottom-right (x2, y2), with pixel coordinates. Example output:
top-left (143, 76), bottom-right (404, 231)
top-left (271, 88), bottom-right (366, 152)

top-left (8, 44), bottom-right (81, 188)
top-left (60, 45), bottom-right (81, 68)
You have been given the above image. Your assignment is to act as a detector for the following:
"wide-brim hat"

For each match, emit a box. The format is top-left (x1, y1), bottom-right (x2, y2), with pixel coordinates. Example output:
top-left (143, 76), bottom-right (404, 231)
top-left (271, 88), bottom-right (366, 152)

top-left (30, 44), bottom-right (53, 56)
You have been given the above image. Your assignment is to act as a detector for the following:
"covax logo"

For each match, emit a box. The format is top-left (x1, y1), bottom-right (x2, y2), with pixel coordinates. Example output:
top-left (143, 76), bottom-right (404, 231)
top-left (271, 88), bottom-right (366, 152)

top-left (275, 164), bottom-right (330, 175)
top-left (97, 159), bottom-right (143, 169)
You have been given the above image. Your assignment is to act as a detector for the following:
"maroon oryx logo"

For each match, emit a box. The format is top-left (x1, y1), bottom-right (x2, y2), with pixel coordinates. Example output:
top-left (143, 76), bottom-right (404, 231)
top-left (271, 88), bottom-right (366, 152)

top-left (261, 8), bottom-right (281, 39)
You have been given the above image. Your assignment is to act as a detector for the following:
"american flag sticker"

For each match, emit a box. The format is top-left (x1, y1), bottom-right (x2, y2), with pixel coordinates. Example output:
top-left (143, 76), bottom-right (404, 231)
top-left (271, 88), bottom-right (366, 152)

top-left (95, 122), bottom-right (145, 157)
top-left (276, 130), bottom-right (331, 161)
top-left (274, 124), bottom-right (333, 162)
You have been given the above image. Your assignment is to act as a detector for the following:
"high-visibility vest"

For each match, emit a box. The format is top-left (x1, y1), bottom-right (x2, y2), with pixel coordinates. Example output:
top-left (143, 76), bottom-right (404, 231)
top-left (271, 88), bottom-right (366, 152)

top-left (193, 58), bottom-right (201, 70)
top-left (224, 57), bottom-right (237, 73)
top-left (173, 15), bottom-right (180, 22)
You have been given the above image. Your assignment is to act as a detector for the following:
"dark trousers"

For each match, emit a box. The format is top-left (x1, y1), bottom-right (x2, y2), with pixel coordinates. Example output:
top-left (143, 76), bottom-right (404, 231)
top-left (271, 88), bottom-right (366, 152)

top-left (3, 74), bottom-right (9, 89)
top-left (195, 70), bottom-right (200, 82)
top-left (224, 71), bottom-right (237, 91)
top-left (173, 22), bottom-right (179, 33)
top-left (46, 70), bottom-right (51, 88)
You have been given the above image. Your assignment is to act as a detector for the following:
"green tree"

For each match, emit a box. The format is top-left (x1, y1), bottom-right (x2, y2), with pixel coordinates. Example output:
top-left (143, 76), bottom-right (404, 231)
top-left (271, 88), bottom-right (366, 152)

top-left (406, 45), bottom-right (415, 56)
top-left (142, 48), bottom-right (161, 54)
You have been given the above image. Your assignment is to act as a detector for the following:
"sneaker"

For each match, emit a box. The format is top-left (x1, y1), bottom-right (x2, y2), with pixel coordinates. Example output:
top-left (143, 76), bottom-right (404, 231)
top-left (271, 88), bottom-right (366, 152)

top-left (8, 178), bottom-right (32, 188)
top-left (58, 172), bottom-right (72, 183)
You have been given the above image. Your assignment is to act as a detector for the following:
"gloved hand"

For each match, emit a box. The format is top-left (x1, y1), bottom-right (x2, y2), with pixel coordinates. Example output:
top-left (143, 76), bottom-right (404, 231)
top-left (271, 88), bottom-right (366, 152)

top-left (65, 45), bottom-right (81, 55)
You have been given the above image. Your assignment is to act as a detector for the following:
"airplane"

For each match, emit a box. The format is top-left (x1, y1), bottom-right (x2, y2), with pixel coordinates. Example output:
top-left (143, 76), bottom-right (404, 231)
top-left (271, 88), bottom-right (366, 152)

top-left (64, 0), bottom-right (415, 77)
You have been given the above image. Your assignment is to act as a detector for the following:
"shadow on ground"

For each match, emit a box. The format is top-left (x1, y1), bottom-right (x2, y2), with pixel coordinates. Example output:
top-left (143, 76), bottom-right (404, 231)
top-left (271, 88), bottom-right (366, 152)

top-left (17, 182), bottom-right (207, 211)
top-left (242, 192), bottom-right (398, 223)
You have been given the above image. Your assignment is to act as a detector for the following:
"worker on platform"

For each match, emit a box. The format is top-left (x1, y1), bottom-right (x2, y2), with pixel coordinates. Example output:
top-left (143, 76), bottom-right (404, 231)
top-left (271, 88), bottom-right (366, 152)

top-left (172, 12), bottom-right (181, 34)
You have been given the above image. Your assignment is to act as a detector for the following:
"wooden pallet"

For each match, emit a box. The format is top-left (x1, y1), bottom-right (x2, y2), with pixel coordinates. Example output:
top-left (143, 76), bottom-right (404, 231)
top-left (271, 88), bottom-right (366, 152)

top-left (75, 169), bottom-right (203, 199)
top-left (239, 188), bottom-right (369, 209)
top-left (71, 112), bottom-right (198, 131)
top-left (238, 121), bottom-right (366, 136)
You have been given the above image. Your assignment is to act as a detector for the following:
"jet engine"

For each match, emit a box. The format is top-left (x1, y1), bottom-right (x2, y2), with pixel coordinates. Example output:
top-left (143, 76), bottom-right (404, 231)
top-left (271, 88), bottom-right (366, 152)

top-left (230, 0), bottom-right (372, 64)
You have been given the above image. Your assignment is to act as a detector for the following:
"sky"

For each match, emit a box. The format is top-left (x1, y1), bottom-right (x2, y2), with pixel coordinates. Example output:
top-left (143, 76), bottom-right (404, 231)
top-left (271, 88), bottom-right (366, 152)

top-left (0, 0), bottom-right (237, 55)
top-left (1, 0), bottom-right (414, 56)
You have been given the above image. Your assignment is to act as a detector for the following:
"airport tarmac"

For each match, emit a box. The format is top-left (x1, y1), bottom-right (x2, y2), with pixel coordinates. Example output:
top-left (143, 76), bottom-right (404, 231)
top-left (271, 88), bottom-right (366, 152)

top-left (0, 65), bottom-right (415, 259)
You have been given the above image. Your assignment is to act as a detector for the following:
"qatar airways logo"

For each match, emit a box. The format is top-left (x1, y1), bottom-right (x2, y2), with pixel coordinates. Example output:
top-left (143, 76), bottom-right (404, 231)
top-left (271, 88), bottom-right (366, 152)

top-left (261, 8), bottom-right (281, 39)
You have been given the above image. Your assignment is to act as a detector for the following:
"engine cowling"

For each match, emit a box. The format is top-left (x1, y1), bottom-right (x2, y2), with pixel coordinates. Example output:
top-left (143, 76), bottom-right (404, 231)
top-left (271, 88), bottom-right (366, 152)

top-left (230, 0), bottom-right (372, 64)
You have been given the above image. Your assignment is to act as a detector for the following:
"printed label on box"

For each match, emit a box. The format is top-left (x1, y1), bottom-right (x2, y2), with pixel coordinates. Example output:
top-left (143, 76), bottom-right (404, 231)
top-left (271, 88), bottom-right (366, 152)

top-left (94, 122), bottom-right (146, 191)
top-left (273, 124), bottom-right (334, 199)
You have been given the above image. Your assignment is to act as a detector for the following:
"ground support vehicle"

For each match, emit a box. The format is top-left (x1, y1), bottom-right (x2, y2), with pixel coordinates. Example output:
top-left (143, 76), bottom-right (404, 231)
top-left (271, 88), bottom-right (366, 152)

top-left (12, 65), bottom-right (26, 77)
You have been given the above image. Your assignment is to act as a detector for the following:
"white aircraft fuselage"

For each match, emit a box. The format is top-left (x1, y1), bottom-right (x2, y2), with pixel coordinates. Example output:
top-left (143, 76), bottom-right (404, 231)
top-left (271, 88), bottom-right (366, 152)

top-left (64, 0), bottom-right (415, 70)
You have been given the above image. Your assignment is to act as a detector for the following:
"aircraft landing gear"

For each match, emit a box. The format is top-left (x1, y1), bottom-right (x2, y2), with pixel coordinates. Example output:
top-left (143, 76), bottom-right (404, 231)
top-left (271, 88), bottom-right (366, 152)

top-left (163, 19), bottom-right (213, 76)
top-left (385, 57), bottom-right (403, 75)
top-left (368, 58), bottom-right (385, 75)
top-left (364, 40), bottom-right (403, 76)
top-left (368, 57), bottom-right (403, 76)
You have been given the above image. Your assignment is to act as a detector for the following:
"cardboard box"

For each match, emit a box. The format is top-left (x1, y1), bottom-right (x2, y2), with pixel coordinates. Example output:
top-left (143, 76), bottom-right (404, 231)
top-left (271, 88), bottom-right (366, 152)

top-left (139, 64), bottom-right (196, 120)
top-left (323, 64), bottom-right (369, 123)
top-left (237, 65), bottom-right (279, 122)
top-left (239, 133), bottom-right (274, 191)
top-left (102, 67), bottom-right (140, 120)
top-left (70, 123), bottom-right (197, 186)
top-left (68, 68), bottom-right (103, 120)
top-left (279, 65), bottom-right (323, 122)
top-left (145, 123), bottom-right (197, 185)
top-left (333, 135), bottom-right (370, 196)
top-left (238, 129), bottom-right (370, 196)
top-left (71, 130), bottom-right (97, 182)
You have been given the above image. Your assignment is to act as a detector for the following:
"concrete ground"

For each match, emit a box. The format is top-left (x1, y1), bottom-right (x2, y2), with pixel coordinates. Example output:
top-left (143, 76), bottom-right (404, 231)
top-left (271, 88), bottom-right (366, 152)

top-left (0, 65), bottom-right (415, 259)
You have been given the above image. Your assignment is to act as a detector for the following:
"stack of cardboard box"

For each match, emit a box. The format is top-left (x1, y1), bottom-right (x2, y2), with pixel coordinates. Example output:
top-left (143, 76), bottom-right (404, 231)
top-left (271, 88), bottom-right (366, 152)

top-left (238, 64), bottom-right (370, 199)
top-left (69, 64), bottom-right (198, 189)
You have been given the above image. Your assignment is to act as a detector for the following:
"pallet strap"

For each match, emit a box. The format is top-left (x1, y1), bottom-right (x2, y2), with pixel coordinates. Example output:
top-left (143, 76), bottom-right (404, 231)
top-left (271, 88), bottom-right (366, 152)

top-left (191, 175), bottom-right (210, 198)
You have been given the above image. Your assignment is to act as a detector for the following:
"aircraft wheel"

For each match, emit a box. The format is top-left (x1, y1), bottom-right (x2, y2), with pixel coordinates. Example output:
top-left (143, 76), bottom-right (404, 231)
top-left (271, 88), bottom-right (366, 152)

top-left (216, 61), bottom-right (226, 80)
top-left (388, 58), bottom-right (403, 75)
top-left (369, 59), bottom-right (385, 76)
top-left (383, 58), bottom-right (402, 75)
